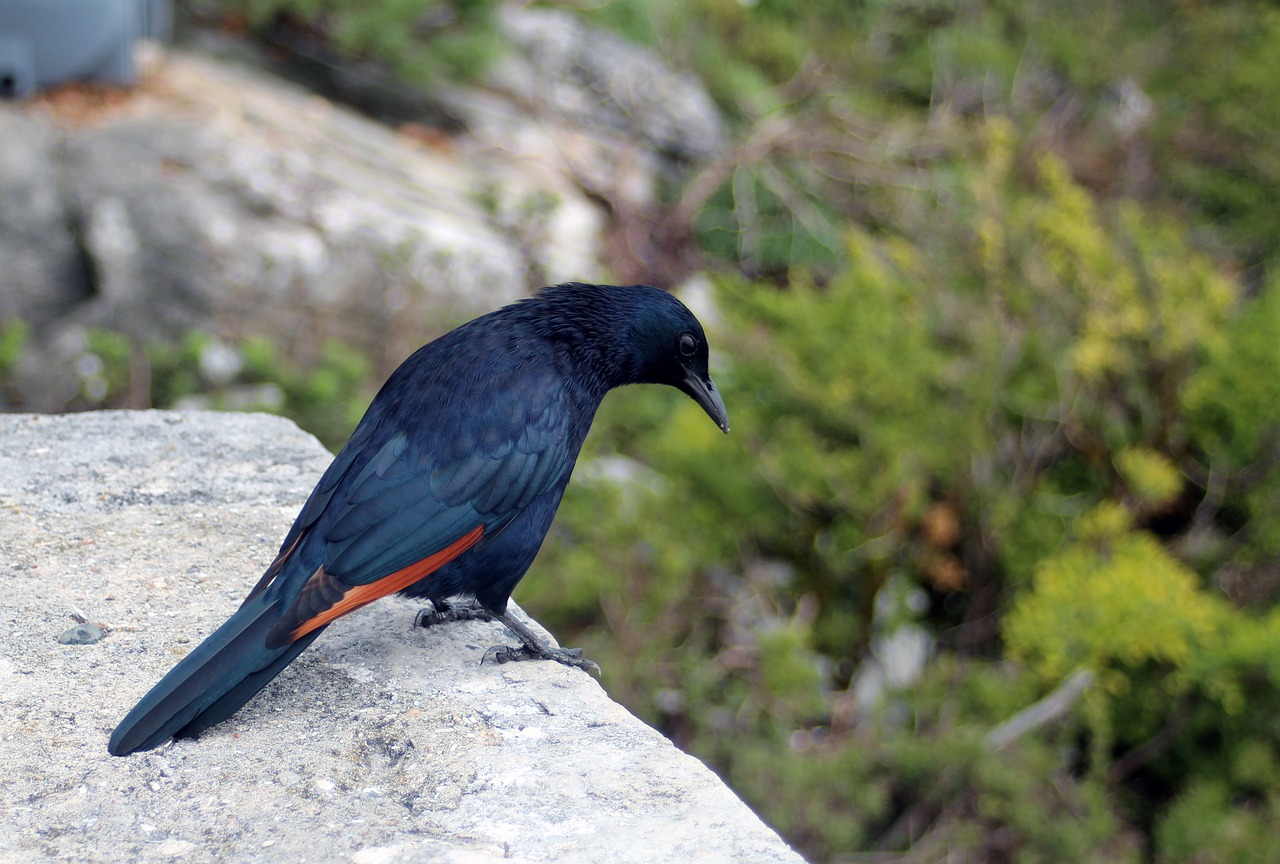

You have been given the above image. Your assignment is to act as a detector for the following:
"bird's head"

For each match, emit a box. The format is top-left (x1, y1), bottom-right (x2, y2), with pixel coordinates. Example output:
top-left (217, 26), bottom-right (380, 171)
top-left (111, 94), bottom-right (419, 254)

top-left (623, 287), bottom-right (731, 434)
top-left (530, 283), bottom-right (730, 433)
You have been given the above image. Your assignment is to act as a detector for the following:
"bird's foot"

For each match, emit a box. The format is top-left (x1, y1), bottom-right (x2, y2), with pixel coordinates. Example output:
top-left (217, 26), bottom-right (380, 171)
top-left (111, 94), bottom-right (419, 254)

top-left (414, 600), bottom-right (600, 675)
top-left (413, 599), bottom-right (494, 630)
top-left (482, 642), bottom-right (600, 675)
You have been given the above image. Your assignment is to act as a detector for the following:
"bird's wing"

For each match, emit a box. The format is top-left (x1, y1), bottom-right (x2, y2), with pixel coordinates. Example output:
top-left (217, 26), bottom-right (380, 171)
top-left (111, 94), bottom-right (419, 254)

top-left (261, 362), bottom-right (576, 648)
top-left (241, 417), bottom-right (381, 605)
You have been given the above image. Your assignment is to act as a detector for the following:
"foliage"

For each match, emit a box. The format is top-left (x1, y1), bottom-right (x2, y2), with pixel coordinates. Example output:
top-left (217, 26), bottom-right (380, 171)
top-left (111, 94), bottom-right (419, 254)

top-left (571, 0), bottom-right (1280, 287)
top-left (0, 319), bottom-right (30, 407)
top-left (214, 0), bottom-right (503, 83)
top-left (1156, 778), bottom-right (1280, 864)
top-left (1181, 274), bottom-right (1280, 566)
top-left (1149, 5), bottom-right (1280, 267)
top-left (1006, 503), bottom-right (1222, 687)
top-left (0, 319), bottom-right (28, 376)
top-left (522, 108), bottom-right (1280, 860)
top-left (239, 336), bottom-right (371, 448)
top-left (55, 328), bottom-right (371, 451)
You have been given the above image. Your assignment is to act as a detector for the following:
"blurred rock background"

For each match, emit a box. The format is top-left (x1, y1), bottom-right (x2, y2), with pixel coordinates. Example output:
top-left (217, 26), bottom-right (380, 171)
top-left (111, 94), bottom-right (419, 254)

top-left (4, 2), bottom-right (1280, 861)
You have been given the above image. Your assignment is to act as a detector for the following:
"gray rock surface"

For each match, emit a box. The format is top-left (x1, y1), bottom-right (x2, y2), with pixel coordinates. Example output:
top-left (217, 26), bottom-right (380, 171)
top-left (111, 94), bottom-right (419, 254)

top-left (434, 6), bottom-right (725, 232)
top-left (0, 110), bottom-right (92, 331)
top-left (0, 411), bottom-right (802, 864)
top-left (1, 47), bottom-right (607, 411)
top-left (492, 7), bottom-right (724, 161)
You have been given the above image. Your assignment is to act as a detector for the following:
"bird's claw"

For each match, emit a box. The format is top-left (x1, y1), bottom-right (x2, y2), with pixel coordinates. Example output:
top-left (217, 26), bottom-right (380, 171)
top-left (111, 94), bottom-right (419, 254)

top-left (414, 601), bottom-right (493, 629)
top-left (415, 601), bottom-right (598, 674)
top-left (481, 643), bottom-right (600, 675)
top-left (413, 608), bottom-right (446, 629)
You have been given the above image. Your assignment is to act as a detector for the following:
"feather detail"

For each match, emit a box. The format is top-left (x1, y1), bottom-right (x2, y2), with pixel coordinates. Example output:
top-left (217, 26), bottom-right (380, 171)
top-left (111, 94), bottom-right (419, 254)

top-left (268, 525), bottom-right (484, 647)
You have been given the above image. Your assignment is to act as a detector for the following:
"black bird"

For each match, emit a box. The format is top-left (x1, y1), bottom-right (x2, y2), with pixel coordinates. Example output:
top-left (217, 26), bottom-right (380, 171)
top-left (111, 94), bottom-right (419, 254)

top-left (108, 283), bottom-right (729, 756)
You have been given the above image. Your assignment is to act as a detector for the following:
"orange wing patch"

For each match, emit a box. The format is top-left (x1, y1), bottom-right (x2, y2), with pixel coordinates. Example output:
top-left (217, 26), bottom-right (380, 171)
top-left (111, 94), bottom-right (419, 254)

top-left (280, 525), bottom-right (485, 644)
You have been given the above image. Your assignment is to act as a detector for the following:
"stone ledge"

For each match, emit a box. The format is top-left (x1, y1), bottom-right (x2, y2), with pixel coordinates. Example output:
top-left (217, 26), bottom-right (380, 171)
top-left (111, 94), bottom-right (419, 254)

top-left (0, 410), bottom-right (802, 863)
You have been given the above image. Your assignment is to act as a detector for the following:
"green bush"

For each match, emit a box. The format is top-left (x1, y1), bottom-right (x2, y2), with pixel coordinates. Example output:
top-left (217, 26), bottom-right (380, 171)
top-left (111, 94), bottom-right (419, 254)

top-left (41, 328), bottom-right (372, 452)
top-left (520, 109), bottom-right (1280, 860)
top-left (217, 0), bottom-right (503, 83)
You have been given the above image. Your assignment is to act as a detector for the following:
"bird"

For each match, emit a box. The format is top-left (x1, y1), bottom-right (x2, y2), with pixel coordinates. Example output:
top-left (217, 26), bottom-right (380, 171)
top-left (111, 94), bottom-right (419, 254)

top-left (107, 282), bottom-right (729, 756)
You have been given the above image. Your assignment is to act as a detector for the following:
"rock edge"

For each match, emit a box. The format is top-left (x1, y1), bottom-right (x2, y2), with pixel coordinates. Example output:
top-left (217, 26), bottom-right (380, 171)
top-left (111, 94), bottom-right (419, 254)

top-left (0, 410), bottom-right (802, 864)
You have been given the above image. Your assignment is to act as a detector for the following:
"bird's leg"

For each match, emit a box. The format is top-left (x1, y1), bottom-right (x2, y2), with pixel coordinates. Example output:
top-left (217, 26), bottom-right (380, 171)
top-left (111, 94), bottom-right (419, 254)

top-left (413, 598), bottom-right (494, 629)
top-left (414, 600), bottom-right (599, 675)
top-left (483, 611), bottom-right (600, 675)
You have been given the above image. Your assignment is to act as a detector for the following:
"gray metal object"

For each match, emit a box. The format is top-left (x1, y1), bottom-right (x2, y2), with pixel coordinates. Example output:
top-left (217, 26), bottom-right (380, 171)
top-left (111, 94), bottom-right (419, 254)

top-left (0, 0), bottom-right (170, 98)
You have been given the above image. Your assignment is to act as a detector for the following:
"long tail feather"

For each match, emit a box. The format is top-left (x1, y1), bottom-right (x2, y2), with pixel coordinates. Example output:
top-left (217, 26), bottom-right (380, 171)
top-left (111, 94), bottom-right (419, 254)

top-left (172, 627), bottom-right (323, 742)
top-left (108, 593), bottom-right (315, 756)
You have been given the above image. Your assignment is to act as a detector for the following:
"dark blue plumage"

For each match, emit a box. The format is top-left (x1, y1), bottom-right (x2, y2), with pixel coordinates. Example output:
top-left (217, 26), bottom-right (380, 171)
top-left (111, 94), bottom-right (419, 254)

top-left (108, 283), bottom-right (728, 756)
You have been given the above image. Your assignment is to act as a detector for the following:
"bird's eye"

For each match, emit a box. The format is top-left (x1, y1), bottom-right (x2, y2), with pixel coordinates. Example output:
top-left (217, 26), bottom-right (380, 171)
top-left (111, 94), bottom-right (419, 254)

top-left (679, 333), bottom-right (697, 357)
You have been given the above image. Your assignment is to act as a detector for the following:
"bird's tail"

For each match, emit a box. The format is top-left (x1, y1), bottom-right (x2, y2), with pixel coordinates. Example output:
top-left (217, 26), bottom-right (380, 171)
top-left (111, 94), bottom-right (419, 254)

top-left (107, 591), bottom-right (324, 756)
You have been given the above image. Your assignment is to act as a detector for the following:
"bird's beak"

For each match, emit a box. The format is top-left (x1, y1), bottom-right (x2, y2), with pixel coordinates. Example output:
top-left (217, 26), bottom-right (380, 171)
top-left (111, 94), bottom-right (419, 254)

top-left (682, 370), bottom-right (730, 434)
